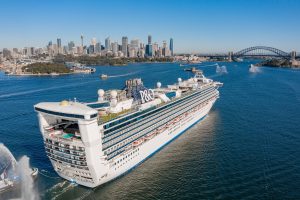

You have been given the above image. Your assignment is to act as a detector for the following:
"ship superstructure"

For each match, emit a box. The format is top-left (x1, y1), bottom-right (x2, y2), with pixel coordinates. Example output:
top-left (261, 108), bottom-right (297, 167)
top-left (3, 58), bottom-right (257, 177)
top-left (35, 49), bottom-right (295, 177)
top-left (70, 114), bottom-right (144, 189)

top-left (34, 71), bottom-right (222, 188)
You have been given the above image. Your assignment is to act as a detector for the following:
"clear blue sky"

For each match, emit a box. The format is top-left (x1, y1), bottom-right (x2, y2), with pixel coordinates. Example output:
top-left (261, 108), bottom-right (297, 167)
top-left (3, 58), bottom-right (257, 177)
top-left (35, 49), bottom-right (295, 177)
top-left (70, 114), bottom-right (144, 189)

top-left (1, 0), bottom-right (299, 53)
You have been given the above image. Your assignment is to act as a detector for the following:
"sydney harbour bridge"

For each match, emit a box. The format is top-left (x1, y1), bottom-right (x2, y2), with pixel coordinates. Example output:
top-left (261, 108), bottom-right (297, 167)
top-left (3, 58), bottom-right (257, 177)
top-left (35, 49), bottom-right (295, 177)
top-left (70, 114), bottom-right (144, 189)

top-left (198, 46), bottom-right (298, 61)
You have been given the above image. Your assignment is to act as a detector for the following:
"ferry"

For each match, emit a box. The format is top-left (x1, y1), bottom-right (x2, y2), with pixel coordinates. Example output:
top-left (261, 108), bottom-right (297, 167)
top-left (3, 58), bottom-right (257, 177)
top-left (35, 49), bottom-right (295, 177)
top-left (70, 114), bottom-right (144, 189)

top-left (34, 71), bottom-right (222, 188)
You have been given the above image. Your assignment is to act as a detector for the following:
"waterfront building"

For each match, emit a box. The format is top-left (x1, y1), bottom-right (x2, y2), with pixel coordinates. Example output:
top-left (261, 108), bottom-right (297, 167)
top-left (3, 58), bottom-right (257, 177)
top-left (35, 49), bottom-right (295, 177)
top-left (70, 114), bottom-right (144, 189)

top-left (122, 36), bottom-right (128, 57)
top-left (145, 44), bottom-right (153, 57)
top-left (129, 47), bottom-right (137, 57)
top-left (139, 48), bottom-right (145, 58)
top-left (152, 42), bottom-right (159, 57)
top-left (130, 39), bottom-right (139, 56)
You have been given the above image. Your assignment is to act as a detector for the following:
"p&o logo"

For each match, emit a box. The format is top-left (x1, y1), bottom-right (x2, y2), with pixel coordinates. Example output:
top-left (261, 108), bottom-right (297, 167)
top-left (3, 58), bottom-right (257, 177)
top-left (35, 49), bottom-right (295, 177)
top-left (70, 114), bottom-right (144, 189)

top-left (139, 89), bottom-right (154, 103)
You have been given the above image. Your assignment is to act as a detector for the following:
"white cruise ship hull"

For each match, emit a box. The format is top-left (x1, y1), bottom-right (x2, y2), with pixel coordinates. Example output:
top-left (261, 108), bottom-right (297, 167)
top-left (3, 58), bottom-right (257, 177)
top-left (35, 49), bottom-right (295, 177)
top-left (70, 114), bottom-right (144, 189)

top-left (56, 98), bottom-right (216, 187)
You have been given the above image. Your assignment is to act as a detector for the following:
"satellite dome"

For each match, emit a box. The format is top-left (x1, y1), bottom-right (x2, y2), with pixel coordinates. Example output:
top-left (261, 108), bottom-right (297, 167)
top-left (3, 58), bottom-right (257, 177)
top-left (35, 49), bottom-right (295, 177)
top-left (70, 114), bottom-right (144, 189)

top-left (178, 78), bottom-right (182, 82)
top-left (157, 82), bottom-right (161, 88)
top-left (110, 90), bottom-right (117, 98)
top-left (60, 100), bottom-right (69, 106)
top-left (98, 89), bottom-right (105, 97)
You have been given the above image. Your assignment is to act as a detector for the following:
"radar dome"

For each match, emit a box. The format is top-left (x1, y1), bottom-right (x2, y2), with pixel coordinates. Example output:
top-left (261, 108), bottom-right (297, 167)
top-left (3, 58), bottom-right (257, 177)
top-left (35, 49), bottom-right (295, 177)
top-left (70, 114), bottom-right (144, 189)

top-left (157, 82), bottom-right (161, 88)
top-left (110, 90), bottom-right (117, 98)
top-left (60, 100), bottom-right (69, 106)
top-left (178, 78), bottom-right (182, 82)
top-left (98, 89), bottom-right (105, 97)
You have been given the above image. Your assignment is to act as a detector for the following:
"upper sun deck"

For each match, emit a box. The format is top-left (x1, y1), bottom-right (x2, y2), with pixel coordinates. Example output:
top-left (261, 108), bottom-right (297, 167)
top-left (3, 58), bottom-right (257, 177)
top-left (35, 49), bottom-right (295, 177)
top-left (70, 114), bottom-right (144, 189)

top-left (34, 71), bottom-right (221, 125)
top-left (34, 101), bottom-right (98, 120)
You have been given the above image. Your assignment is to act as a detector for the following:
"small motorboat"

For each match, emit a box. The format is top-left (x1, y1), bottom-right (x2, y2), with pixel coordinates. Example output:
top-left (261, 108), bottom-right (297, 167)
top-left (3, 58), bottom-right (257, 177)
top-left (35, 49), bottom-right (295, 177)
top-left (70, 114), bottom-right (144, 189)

top-left (100, 74), bottom-right (108, 79)
top-left (31, 168), bottom-right (39, 180)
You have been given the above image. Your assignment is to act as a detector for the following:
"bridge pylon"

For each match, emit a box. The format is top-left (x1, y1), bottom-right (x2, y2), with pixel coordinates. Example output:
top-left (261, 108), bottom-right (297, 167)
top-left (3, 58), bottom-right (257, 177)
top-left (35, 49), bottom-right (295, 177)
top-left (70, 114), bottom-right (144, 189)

top-left (228, 51), bottom-right (233, 62)
top-left (290, 51), bottom-right (296, 61)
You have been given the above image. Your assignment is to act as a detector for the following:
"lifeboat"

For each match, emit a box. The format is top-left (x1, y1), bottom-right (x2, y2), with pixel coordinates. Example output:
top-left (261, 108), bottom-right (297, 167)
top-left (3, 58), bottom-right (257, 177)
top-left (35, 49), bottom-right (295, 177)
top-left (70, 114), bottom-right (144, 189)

top-left (132, 138), bottom-right (144, 147)
top-left (145, 132), bottom-right (155, 140)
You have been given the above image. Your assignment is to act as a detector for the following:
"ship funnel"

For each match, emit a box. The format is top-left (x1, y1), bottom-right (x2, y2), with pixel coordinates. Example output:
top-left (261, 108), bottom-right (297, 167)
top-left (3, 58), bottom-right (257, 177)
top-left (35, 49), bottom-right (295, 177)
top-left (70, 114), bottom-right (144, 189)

top-left (98, 89), bottom-right (105, 101)
top-left (110, 90), bottom-right (118, 106)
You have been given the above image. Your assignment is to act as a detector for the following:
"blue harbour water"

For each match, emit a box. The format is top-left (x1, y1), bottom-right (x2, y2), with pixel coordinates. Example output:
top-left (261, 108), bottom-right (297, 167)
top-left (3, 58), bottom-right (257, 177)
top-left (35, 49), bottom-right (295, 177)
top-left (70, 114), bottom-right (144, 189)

top-left (0, 61), bottom-right (300, 199)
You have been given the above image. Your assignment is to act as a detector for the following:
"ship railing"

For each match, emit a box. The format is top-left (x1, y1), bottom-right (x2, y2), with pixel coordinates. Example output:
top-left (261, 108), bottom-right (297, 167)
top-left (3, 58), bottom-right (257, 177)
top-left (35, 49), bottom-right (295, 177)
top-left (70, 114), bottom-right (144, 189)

top-left (44, 128), bottom-right (82, 143)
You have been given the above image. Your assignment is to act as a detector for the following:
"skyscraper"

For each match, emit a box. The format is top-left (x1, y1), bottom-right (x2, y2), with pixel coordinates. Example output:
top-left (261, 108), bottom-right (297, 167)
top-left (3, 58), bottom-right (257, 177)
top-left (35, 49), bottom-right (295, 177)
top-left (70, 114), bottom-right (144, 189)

top-left (105, 37), bottom-right (111, 50)
top-left (95, 42), bottom-right (101, 53)
top-left (57, 38), bottom-right (61, 54)
top-left (57, 38), bottom-right (61, 48)
top-left (170, 38), bottom-right (174, 56)
top-left (148, 35), bottom-right (152, 44)
top-left (145, 44), bottom-right (152, 57)
top-left (81, 35), bottom-right (84, 47)
top-left (91, 38), bottom-right (97, 46)
top-left (122, 36), bottom-right (128, 57)
top-left (68, 41), bottom-right (75, 51)
top-left (112, 42), bottom-right (118, 54)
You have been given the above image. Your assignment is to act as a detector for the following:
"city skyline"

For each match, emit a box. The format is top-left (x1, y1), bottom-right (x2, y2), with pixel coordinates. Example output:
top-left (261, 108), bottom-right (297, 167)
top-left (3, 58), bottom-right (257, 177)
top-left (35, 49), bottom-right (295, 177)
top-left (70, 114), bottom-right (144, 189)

top-left (0, 0), bottom-right (300, 53)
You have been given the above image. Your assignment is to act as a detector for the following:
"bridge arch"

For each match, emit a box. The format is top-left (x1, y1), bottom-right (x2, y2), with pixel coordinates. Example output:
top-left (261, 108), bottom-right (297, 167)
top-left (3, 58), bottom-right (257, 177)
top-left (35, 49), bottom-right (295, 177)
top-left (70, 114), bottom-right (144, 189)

top-left (233, 46), bottom-right (290, 58)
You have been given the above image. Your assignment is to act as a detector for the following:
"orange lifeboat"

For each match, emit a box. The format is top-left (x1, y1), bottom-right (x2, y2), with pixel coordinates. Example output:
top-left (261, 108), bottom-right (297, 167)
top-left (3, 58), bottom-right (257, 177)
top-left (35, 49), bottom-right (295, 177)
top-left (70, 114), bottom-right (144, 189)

top-left (132, 138), bottom-right (144, 147)
top-left (145, 132), bottom-right (155, 140)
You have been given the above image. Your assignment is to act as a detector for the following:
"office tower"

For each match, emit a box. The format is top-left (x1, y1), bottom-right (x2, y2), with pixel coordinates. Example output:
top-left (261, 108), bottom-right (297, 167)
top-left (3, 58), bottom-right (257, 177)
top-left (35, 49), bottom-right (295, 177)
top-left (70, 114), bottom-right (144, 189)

top-left (81, 35), bottom-right (84, 47)
top-left (130, 39), bottom-right (139, 52)
top-left (152, 42), bottom-right (159, 57)
top-left (48, 41), bottom-right (52, 47)
top-left (30, 47), bottom-right (35, 55)
top-left (170, 38), bottom-right (174, 56)
top-left (162, 40), bottom-right (167, 49)
top-left (57, 38), bottom-right (62, 54)
top-left (88, 45), bottom-right (94, 54)
top-left (139, 48), bottom-right (145, 58)
top-left (57, 38), bottom-right (61, 48)
top-left (105, 37), bottom-right (111, 50)
top-left (12, 48), bottom-right (19, 54)
top-left (112, 42), bottom-right (118, 54)
top-left (63, 46), bottom-right (68, 54)
top-left (95, 42), bottom-right (101, 53)
top-left (91, 38), bottom-right (97, 46)
top-left (145, 44), bottom-right (152, 57)
top-left (68, 41), bottom-right (75, 51)
top-left (162, 41), bottom-right (167, 57)
top-left (129, 48), bottom-right (136, 58)
top-left (148, 35), bottom-right (152, 44)
top-left (2, 48), bottom-right (12, 58)
top-left (122, 36), bottom-right (128, 57)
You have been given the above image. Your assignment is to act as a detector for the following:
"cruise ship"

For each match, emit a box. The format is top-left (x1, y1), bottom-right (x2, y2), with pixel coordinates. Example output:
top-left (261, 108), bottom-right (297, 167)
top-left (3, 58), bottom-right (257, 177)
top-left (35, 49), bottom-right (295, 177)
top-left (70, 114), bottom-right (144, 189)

top-left (34, 71), bottom-right (222, 188)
